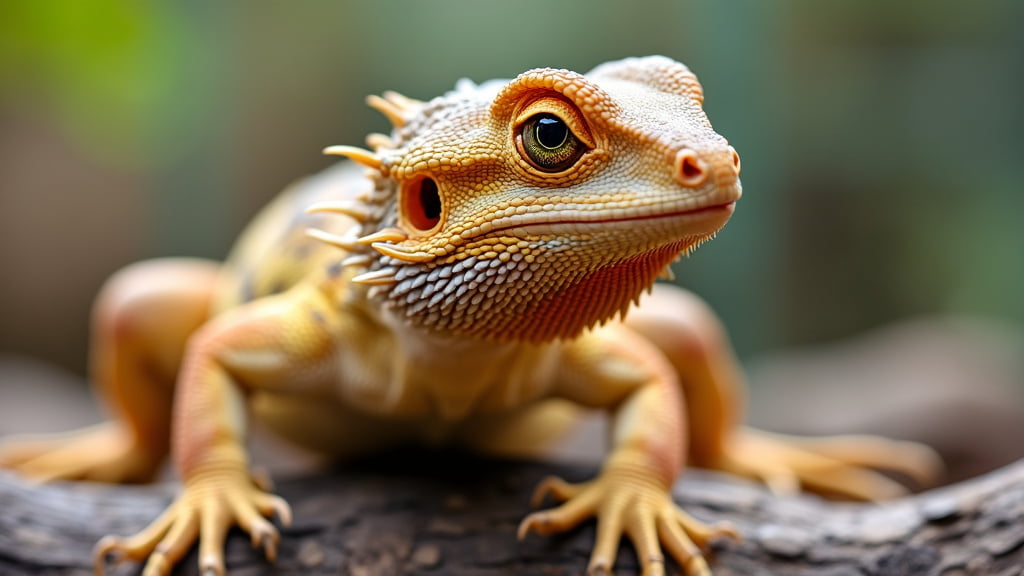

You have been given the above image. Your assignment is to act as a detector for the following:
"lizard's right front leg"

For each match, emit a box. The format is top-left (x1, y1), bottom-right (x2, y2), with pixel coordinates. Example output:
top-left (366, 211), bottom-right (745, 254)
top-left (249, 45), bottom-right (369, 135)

top-left (0, 258), bottom-right (219, 483)
top-left (96, 282), bottom-right (342, 576)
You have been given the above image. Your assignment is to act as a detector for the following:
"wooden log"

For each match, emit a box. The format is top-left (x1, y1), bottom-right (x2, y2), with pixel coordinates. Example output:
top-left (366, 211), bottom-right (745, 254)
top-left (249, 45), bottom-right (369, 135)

top-left (1, 452), bottom-right (1021, 576)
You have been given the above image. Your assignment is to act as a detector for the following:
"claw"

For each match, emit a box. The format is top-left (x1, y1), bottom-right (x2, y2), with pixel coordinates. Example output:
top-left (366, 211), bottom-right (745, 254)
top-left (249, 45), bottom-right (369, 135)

top-left (517, 509), bottom-right (573, 539)
top-left (267, 494), bottom-right (293, 526)
top-left (516, 511), bottom-right (544, 539)
top-left (260, 532), bottom-right (279, 563)
top-left (529, 475), bottom-right (579, 507)
top-left (93, 536), bottom-right (123, 576)
top-left (676, 509), bottom-right (740, 548)
top-left (200, 554), bottom-right (224, 576)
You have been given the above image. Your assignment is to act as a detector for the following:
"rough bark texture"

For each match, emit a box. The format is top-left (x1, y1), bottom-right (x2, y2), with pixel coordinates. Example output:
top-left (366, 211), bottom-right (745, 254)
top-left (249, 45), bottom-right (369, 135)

top-left (3, 318), bottom-right (1022, 575)
top-left (1, 452), bottom-right (1022, 576)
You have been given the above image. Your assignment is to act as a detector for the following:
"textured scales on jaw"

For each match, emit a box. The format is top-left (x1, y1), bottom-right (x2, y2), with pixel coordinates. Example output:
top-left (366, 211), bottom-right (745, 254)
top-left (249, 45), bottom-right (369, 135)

top-left (310, 56), bottom-right (742, 343)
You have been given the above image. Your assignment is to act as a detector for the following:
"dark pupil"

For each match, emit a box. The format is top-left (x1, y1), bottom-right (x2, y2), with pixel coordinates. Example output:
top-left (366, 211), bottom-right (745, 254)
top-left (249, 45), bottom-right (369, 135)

top-left (535, 115), bottom-right (568, 150)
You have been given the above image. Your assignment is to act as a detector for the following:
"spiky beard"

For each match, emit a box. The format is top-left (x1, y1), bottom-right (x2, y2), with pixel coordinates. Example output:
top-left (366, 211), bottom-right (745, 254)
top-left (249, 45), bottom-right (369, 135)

top-left (365, 235), bottom-right (709, 343)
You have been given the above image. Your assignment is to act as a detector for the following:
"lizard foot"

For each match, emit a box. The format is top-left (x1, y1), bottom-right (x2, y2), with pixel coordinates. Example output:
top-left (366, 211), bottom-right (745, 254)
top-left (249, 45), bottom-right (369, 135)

top-left (0, 422), bottom-right (161, 484)
top-left (94, 470), bottom-right (292, 576)
top-left (518, 466), bottom-right (738, 576)
top-left (715, 427), bottom-right (944, 500)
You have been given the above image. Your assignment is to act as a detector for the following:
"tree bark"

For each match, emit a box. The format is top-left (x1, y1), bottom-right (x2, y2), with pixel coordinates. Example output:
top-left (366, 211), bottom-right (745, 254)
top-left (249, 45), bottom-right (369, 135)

top-left (1, 452), bottom-right (1021, 576)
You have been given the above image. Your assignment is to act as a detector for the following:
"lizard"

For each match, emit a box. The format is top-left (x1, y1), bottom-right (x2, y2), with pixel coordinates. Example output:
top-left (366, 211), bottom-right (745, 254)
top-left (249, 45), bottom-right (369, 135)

top-left (0, 55), bottom-right (942, 576)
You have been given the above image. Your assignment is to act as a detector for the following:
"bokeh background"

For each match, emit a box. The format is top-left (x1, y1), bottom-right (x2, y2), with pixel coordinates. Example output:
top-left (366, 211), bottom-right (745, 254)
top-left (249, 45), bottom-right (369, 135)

top-left (1, 1), bottom-right (1022, 389)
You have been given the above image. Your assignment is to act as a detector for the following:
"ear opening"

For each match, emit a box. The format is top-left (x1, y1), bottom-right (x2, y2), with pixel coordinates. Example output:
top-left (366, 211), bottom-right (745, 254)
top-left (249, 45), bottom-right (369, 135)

top-left (401, 176), bottom-right (444, 233)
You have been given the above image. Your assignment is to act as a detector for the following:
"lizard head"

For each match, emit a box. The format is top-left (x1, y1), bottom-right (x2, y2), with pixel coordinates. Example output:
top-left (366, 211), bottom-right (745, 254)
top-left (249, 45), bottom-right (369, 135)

top-left (315, 55), bottom-right (741, 342)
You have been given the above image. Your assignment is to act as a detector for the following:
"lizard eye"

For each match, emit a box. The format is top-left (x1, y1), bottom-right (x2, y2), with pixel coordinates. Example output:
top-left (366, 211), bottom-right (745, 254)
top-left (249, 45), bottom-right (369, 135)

top-left (518, 113), bottom-right (586, 172)
top-left (517, 112), bottom-right (589, 172)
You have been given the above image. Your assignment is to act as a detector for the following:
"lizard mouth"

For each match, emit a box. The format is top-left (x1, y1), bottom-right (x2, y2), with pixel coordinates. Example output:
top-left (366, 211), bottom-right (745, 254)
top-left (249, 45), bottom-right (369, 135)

top-left (482, 200), bottom-right (736, 239)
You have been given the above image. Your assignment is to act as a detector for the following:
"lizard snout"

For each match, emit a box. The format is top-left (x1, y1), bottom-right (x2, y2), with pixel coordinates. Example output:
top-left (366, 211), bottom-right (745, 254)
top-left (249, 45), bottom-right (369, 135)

top-left (672, 145), bottom-right (741, 189)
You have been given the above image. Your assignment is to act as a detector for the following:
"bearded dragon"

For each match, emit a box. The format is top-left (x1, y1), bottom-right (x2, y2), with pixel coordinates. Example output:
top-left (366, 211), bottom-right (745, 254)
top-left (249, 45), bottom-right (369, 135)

top-left (0, 56), bottom-right (940, 576)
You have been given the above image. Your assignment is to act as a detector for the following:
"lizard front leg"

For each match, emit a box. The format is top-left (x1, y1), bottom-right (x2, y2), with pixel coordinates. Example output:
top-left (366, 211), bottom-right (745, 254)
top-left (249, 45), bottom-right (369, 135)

top-left (0, 259), bottom-right (219, 483)
top-left (95, 282), bottom-right (341, 576)
top-left (518, 327), bottom-right (736, 576)
top-left (626, 284), bottom-right (942, 500)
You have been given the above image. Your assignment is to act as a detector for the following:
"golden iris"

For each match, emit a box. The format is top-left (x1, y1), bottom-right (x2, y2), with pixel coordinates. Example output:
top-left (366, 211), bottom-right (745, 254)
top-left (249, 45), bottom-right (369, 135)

top-left (520, 113), bottom-right (586, 172)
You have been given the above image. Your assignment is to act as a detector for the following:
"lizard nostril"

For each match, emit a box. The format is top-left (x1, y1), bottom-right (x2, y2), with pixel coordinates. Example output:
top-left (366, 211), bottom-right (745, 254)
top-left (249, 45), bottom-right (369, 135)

top-left (673, 149), bottom-right (708, 188)
top-left (729, 146), bottom-right (741, 175)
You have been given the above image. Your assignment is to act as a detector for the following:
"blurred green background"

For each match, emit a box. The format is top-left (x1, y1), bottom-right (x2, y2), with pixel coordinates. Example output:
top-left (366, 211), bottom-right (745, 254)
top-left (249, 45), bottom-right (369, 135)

top-left (1, 0), bottom-right (1022, 375)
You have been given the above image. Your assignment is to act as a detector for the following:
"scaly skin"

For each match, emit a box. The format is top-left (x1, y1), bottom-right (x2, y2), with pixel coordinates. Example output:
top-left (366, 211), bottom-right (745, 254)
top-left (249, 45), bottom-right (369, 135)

top-left (0, 56), bottom-right (942, 576)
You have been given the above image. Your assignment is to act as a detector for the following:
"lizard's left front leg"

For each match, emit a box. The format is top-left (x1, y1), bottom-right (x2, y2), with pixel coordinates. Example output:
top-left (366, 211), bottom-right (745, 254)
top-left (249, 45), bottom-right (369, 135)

top-left (518, 327), bottom-right (736, 576)
top-left (627, 284), bottom-right (942, 500)
top-left (95, 283), bottom-right (341, 576)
